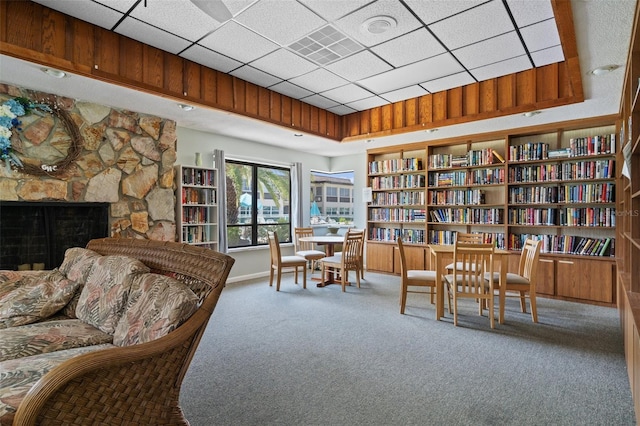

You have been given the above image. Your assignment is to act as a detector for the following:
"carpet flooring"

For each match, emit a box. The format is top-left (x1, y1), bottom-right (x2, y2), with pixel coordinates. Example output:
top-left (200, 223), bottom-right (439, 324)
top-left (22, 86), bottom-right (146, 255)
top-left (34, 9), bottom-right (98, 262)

top-left (181, 271), bottom-right (635, 426)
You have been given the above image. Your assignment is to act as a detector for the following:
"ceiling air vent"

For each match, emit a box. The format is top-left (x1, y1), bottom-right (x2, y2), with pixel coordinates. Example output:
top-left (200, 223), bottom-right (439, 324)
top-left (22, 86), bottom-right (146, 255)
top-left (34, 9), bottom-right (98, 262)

top-left (289, 25), bottom-right (362, 66)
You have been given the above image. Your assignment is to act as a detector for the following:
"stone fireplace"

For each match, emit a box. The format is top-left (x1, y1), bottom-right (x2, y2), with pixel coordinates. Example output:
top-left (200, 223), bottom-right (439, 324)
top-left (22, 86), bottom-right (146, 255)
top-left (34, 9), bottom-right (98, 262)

top-left (0, 85), bottom-right (178, 270)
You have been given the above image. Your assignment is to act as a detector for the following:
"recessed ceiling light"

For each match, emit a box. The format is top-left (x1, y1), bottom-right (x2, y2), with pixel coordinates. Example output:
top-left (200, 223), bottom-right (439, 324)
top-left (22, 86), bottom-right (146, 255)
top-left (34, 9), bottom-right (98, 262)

top-left (589, 65), bottom-right (619, 76)
top-left (178, 104), bottom-right (194, 111)
top-left (361, 16), bottom-right (397, 35)
top-left (426, 128), bottom-right (439, 133)
top-left (41, 68), bottom-right (66, 78)
top-left (523, 111), bottom-right (541, 117)
top-left (365, 139), bottom-right (374, 143)
top-left (294, 133), bottom-right (303, 137)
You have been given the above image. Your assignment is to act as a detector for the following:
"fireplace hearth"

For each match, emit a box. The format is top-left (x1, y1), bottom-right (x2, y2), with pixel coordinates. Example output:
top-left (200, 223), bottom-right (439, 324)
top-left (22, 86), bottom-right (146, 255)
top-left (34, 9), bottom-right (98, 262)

top-left (0, 202), bottom-right (109, 270)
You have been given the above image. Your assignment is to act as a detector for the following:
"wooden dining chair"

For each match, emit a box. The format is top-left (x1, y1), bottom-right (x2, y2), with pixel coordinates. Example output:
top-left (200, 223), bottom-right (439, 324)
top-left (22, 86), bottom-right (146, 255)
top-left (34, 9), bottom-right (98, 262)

top-left (294, 227), bottom-right (325, 275)
top-left (444, 241), bottom-right (496, 328)
top-left (485, 238), bottom-right (542, 322)
top-left (268, 231), bottom-right (307, 291)
top-left (348, 228), bottom-right (366, 280)
top-left (397, 237), bottom-right (439, 314)
top-left (445, 232), bottom-right (484, 272)
top-left (321, 231), bottom-right (362, 292)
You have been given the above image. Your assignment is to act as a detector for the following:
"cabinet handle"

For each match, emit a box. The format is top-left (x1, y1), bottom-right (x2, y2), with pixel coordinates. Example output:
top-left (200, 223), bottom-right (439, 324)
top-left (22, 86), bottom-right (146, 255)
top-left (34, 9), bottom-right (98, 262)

top-left (540, 259), bottom-right (554, 263)
top-left (558, 260), bottom-right (574, 265)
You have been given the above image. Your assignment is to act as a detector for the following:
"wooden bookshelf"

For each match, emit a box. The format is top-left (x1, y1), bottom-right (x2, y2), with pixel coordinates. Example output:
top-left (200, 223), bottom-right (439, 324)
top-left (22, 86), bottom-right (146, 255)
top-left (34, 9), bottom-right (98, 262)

top-left (366, 119), bottom-right (617, 305)
top-left (175, 165), bottom-right (218, 250)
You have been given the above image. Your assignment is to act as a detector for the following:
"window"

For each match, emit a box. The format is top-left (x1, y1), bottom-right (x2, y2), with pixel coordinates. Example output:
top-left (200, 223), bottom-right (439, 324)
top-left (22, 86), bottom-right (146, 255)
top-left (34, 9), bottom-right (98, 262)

top-left (326, 187), bottom-right (338, 202)
top-left (226, 160), bottom-right (291, 248)
top-left (339, 187), bottom-right (351, 203)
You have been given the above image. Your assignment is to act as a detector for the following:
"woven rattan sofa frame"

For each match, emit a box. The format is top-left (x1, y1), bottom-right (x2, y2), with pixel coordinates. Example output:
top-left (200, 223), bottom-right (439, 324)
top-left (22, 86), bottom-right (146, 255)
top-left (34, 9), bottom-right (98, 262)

top-left (12, 237), bottom-right (235, 426)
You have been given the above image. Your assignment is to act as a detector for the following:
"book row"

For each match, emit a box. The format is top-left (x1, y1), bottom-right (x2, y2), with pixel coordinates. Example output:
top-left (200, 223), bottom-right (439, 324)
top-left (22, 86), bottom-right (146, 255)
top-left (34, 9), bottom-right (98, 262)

top-left (428, 148), bottom-right (503, 169)
top-left (428, 189), bottom-right (485, 206)
top-left (429, 208), bottom-right (503, 224)
top-left (371, 191), bottom-right (425, 206)
top-left (508, 159), bottom-right (614, 182)
top-left (181, 206), bottom-right (214, 224)
top-left (509, 234), bottom-right (614, 257)
top-left (508, 182), bottom-right (615, 204)
top-left (181, 225), bottom-right (213, 244)
top-left (369, 208), bottom-right (426, 222)
top-left (368, 157), bottom-right (423, 174)
top-left (368, 227), bottom-right (425, 243)
top-left (182, 168), bottom-right (215, 187)
top-left (428, 168), bottom-right (505, 187)
top-left (182, 188), bottom-right (217, 205)
top-left (508, 207), bottom-right (616, 227)
top-left (428, 230), bottom-right (505, 249)
top-left (370, 174), bottom-right (425, 190)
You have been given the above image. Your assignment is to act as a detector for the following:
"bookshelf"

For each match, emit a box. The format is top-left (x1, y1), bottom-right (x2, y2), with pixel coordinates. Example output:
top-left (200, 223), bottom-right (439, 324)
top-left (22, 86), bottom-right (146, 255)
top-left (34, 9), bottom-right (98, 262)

top-left (175, 165), bottom-right (218, 250)
top-left (366, 120), bottom-right (617, 305)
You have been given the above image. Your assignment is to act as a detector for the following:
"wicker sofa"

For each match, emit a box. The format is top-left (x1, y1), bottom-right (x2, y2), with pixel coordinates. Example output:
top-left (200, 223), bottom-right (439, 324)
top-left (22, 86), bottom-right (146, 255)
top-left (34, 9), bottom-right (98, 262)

top-left (0, 237), bottom-right (234, 425)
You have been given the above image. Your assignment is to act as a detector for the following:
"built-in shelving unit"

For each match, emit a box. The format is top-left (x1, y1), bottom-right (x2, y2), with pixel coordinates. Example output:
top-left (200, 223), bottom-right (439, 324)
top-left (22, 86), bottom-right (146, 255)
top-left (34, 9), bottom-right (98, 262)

top-left (175, 165), bottom-right (218, 250)
top-left (366, 120), bottom-right (617, 305)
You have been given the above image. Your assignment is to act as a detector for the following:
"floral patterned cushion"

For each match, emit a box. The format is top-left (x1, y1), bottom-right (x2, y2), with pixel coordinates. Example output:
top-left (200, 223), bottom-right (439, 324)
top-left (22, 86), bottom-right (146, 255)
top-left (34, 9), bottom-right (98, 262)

top-left (76, 255), bottom-right (150, 335)
top-left (113, 273), bottom-right (199, 346)
top-left (0, 270), bottom-right (81, 329)
top-left (58, 247), bottom-right (102, 283)
top-left (0, 319), bottom-right (112, 362)
top-left (0, 344), bottom-right (114, 425)
top-left (0, 270), bottom-right (49, 298)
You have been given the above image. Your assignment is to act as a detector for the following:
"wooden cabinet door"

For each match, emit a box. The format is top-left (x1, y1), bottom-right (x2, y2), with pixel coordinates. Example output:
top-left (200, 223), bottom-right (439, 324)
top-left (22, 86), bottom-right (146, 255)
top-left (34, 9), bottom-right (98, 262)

top-left (535, 258), bottom-right (555, 296)
top-left (366, 243), bottom-right (394, 273)
top-left (393, 245), bottom-right (428, 273)
top-left (556, 258), bottom-right (613, 303)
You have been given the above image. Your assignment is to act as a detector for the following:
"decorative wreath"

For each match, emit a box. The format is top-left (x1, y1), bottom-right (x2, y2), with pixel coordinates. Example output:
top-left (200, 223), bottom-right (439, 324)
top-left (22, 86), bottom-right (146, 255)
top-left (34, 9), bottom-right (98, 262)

top-left (0, 96), bottom-right (82, 176)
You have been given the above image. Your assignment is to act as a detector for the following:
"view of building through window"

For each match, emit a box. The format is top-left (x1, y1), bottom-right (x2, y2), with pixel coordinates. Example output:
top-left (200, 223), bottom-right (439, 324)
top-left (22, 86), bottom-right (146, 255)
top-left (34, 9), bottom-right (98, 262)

top-left (310, 171), bottom-right (355, 226)
top-left (226, 160), bottom-right (291, 248)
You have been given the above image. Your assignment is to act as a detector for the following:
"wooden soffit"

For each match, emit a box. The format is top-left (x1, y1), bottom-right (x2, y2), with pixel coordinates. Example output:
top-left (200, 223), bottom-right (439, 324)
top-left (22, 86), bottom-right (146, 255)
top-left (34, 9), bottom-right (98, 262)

top-left (0, 0), bottom-right (582, 144)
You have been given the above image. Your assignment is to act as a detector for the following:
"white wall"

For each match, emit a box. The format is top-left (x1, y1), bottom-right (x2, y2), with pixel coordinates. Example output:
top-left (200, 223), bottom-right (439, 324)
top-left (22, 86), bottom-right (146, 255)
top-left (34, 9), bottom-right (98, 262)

top-left (177, 127), bottom-right (367, 281)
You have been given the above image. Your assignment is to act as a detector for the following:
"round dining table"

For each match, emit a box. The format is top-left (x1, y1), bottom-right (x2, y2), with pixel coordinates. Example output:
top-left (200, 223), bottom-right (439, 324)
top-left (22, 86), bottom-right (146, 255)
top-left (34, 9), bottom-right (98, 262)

top-left (298, 235), bottom-right (344, 287)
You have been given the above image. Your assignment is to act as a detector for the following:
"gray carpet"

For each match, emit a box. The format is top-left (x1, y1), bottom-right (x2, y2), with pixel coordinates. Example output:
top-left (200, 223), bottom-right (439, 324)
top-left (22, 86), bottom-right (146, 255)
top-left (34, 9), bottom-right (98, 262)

top-left (181, 271), bottom-right (636, 426)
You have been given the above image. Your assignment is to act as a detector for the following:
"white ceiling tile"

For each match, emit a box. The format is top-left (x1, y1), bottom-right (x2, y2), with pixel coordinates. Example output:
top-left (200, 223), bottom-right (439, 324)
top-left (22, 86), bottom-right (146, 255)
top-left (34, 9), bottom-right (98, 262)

top-left (230, 66), bottom-right (282, 88)
top-left (325, 51), bottom-right (392, 81)
top-left (199, 21), bottom-right (279, 63)
top-left (129, 0), bottom-right (220, 42)
top-left (520, 19), bottom-right (561, 53)
top-left (403, 0), bottom-right (484, 25)
top-left (531, 45), bottom-right (565, 67)
top-left (320, 84), bottom-right (373, 104)
top-left (380, 85), bottom-right (428, 103)
top-left (94, 0), bottom-right (139, 13)
top-left (429, 1), bottom-right (515, 50)
top-left (470, 55), bottom-right (531, 82)
top-left (506, 0), bottom-right (555, 27)
top-left (327, 105), bottom-right (357, 115)
top-left (269, 81), bottom-right (314, 99)
top-left (115, 18), bottom-right (192, 54)
top-left (358, 54), bottom-right (464, 93)
top-left (289, 69), bottom-right (350, 93)
top-left (420, 72), bottom-right (476, 93)
top-left (298, 0), bottom-right (371, 22)
top-left (219, 0), bottom-right (258, 17)
top-left (454, 31), bottom-right (526, 70)
top-left (371, 28), bottom-right (446, 67)
top-left (249, 49), bottom-right (318, 80)
top-left (235, 0), bottom-right (326, 45)
top-left (300, 94), bottom-right (340, 109)
top-left (334, 0), bottom-right (422, 47)
top-left (346, 96), bottom-right (390, 110)
top-left (181, 44), bottom-right (243, 73)
top-left (31, 0), bottom-right (124, 30)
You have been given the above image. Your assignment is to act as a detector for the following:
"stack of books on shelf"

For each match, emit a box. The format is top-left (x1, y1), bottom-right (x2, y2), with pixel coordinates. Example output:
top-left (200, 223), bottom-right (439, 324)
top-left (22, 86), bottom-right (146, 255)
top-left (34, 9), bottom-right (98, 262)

top-left (508, 207), bottom-right (557, 226)
top-left (558, 183), bottom-right (615, 203)
top-left (429, 189), bottom-right (485, 205)
top-left (182, 188), bottom-right (216, 205)
top-left (430, 208), bottom-right (503, 224)
top-left (561, 159), bottom-right (614, 180)
top-left (429, 171), bottom-right (467, 187)
top-left (559, 207), bottom-right (616, 227)
top-left (569, 134), bottom-right (616, 156)
top-left (370, 174), bottom-right (425, 189)
top-left (182, 206), bottom-right (210, 224)
top-left (509, 164), bottom-right (561, 183)
top-left (369, 157), bottom-right (422, 174)
top-left (508, 234), bottom-right (613, 256)
top-left (509, 142), bottom-right (549, 161)
top-left (182, 168), bottom-right (215, 186)
top-left (428, 230), bottom-right (505, 249)
top-left (509, 186), bottom-right (558, 204)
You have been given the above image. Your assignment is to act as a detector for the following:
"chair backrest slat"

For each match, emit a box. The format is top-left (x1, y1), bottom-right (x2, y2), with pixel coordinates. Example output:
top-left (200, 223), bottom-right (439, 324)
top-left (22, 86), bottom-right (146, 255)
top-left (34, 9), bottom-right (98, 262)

top-left (294, 227), bottom-right (314, 252)
top-left (268, 231), bottom-right (282, 266)
top-left (453, 242), bottom-right (494, 294)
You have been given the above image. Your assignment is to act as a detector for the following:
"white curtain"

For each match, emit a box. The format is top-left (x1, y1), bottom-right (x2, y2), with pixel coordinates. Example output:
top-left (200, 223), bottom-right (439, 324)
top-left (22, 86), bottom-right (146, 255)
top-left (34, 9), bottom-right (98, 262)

top-left (213, 149), bottom-right (228, 253)
top-left (291, 162), bottom-right (303, 229)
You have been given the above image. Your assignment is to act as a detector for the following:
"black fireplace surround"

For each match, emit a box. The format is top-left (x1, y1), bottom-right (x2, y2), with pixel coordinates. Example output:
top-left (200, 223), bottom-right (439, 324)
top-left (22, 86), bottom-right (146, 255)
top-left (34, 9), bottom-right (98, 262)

top-left (0, 201), bottom-right (109, 270)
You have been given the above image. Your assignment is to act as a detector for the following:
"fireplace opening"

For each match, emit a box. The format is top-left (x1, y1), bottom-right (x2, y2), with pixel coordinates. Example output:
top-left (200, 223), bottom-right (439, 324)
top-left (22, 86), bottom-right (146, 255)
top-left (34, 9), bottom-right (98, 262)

top-left (0, 201), bottom-right (109, 271)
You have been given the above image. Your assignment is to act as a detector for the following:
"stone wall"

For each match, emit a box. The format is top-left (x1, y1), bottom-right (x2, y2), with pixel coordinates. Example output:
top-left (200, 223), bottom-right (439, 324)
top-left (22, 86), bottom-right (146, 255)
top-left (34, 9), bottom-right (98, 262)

top-left (0, 84), bottom-right (177, 241)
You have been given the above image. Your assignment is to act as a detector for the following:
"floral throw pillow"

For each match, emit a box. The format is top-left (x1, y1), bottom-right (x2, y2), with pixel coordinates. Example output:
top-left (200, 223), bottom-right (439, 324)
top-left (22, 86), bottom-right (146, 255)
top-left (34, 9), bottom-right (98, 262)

top-left (0, 270), bottom-right (81, 329)
top-left (59, 247), bottom-right (102, 283)
top-left (76, 255), bottom-right (149, 335)
top-left (113, 273), bottom-right (198, 346)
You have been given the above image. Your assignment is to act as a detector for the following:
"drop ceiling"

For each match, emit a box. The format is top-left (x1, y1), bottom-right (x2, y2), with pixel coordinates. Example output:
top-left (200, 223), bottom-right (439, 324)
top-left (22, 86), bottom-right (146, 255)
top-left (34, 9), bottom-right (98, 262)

top-left (0, 0), bottom-right (636, 157)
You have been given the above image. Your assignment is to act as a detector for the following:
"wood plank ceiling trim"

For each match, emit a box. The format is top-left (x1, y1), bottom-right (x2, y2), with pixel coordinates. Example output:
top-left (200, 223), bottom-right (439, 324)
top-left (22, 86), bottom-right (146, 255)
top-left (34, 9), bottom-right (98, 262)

top-left (0, 0), bottom-right (583, 144)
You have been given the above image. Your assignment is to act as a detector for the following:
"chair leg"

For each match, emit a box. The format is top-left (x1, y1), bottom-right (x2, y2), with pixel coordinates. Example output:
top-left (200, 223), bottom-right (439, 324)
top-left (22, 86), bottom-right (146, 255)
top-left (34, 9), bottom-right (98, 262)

top-left (519, 291), bottom-right (527, 313)
top-left (530, 289), bottom-right (538, 323)
top-left (294, 268), bottom-right (298, 284)
top-left (302, 266), bottom-right (307, 289)
top-left (276, 267), bottom-right (282, 291)
top-left (355, 268), bottom-right (360, 288)
top-left (453, 293), bottom-right (459, 326)
top-left (269, 267), bottom-right (274, 287)
top-left (489, 296), bottom-right (495, 329)
top-left (341, 268), bottom-right (347, 292)
top-left (400, 284), bottom-right (407, 314)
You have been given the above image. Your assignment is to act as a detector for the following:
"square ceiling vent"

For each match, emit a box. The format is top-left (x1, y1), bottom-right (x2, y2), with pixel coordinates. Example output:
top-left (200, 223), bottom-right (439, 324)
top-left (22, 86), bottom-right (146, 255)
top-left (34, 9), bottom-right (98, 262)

top-left (289, 25), bottom-right (362, 65)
